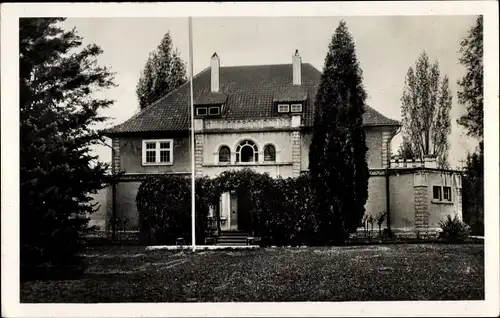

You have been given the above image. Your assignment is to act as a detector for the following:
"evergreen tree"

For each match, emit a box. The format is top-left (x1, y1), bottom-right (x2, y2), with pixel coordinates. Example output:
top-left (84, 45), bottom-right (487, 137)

top-left (462, 143), bottom-right (484, 235)
top-left (308, 21), bottom-right (369, 244)
top-left (20, 18), bottom-right (116, 279)
top-left (400, 51), bottom-right (452, 169)
top-left (136, 32), bottom-right (187, 110)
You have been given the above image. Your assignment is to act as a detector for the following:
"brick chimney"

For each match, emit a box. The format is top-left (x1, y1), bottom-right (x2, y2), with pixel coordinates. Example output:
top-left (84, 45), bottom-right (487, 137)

top-left (292, 49), bottom-right (301, 86)
top-left (211, 52), bottom-right (220, 92)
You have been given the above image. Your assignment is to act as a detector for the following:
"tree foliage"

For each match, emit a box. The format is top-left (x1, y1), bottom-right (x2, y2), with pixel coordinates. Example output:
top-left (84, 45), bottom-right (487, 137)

top-left (136, 32), bottom-right (187, 110)
top-left (308, 21), bottom-right (370, 244)
top-left (461, 142), bottom-right (484, 235)
top-left (400, 51), bottom-right (452, 168)
top-left (457, 16), bottom-right (484, 140)
top-left (20, 18), bottom-right (116, 279)
top-left (456, 16), bottom-right (484, 236)
top-left (136, 169), bottom-right (319, 247)
top-left (136, 175), bottom-right (210, 245)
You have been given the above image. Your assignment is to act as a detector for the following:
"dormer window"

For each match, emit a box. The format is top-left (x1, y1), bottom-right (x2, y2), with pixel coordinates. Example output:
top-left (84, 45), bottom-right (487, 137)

top-left (209, 106), bottom-right (220, 115)
top-left (277, 104), bottom-right (290, 113)
top-left (291, 103), bottom-right (303, 113)
top-left (196, 107), bottom-right (207, 116)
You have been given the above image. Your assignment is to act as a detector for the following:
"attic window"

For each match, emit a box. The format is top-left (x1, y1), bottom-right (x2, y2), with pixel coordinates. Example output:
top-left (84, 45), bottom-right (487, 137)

top-left (291, 103), bottom-right (303, 113)
top-left (277, 104), bottom-right (290, 113)
top-left (209, 106), bottom-right (220, 115)
top-left (196, 107), bottom-right (207, 116)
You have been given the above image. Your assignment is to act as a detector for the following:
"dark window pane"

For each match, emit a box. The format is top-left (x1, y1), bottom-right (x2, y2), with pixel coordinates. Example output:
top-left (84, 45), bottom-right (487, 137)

top-left (433, 186), bottom-right (442, 200)
top-left (160, 141), bottom-right (170, 149)
top-left (146, 142), bottom-right (156, 150)
top-left (241, 145), bottom-right (254, 162)
top-left (264, 145), bottom-right (276, 161)
top-left (146, 150), bottom-right (156, 163)
top-left (197, 107), bottom-right (207, 116)
top-left (209, 107), bottom-right (220, 115)
top-left (160, 150), bottom-right (170, 163)
top-left (219, 146), bottom-right (230, 163)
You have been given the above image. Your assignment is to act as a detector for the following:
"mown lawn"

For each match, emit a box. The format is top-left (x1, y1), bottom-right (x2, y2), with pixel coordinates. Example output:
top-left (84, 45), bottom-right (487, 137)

top-left (21, 244), bottom-right (484, 302)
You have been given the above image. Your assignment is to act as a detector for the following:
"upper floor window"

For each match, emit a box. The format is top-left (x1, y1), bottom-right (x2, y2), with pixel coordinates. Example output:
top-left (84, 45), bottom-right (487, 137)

top-left (196, 107), bottom-right (207, 116)
top-left (277, 104), bottom-right (290, 113)
top-left (209, 106), bottom-right (220, 115)
top-left (196, 105), bottom-right (222, 117)
top-left (142, 139), bottom-right (173, 165)
top-left (218, 145), bottom-right (231, 163)
top-left (236, 140), bottom-right (258, 163)
top-left (264, 144), bottom-right (276, 162)
top-left (291, 103), bottom-right (303, 113)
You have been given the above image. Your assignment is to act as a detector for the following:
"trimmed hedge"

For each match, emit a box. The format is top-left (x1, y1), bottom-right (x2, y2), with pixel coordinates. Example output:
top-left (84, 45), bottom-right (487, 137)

top-left (136, 169), bottom-right (359, 247)
top-left (136, 175), bottom-right (210, 245)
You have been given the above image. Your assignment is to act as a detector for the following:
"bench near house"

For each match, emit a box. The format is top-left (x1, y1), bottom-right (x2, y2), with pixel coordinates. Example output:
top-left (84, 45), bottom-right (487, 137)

top-left (90, 51), bottom-right (463, 240)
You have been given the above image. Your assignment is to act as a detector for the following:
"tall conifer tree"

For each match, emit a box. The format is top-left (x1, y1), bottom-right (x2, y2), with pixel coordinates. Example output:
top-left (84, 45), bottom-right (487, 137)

top-left (309, 21), bottom-right (369, 243)
top-left (136, 32), bottom-right (187, 110)
top-left (20, 18), bottom-right (116, 278)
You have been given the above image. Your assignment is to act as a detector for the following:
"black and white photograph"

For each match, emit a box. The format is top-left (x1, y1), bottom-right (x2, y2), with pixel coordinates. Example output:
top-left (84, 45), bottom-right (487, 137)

top-left (1, 2), bottom-right (499, 317)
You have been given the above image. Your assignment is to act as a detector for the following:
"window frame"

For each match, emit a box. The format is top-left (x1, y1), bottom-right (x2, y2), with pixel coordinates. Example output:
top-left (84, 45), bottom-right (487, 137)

top-left (277, 103), bottom-right (290, 113)
top-left (196, 107), bottom-right (208, 116)
top-left (290, 103), bottom-right (303, 113)
top-left (263, 144), bottom-right (276, 162)
top-left (142, 139), bottom-right (174, 166)
top-left (432, 185), bottom-right (442, 201)
top-left (218, 145), bottom-right (231, 164)
top-left (432, 185), bottom-right (454, 203)
top-left (209, 106), bottom-right (220, 116)
top-left (443, 186), bottom-right (452, 201)
top-left (235, 140), bottom-right (259, 163)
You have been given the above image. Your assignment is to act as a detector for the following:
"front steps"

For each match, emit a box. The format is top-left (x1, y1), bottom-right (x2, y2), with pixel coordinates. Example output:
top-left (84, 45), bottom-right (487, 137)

top-left (217, 231), bottom-right (253, 246)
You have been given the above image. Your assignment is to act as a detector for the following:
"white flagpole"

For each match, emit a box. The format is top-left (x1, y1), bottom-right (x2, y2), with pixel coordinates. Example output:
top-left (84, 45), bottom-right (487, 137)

top-left (189, 17), bottom-right (196, 251)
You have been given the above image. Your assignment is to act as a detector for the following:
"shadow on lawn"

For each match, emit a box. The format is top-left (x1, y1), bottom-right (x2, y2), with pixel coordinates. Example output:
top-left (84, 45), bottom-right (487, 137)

top-left (20, 244), bottom-right (484, 303)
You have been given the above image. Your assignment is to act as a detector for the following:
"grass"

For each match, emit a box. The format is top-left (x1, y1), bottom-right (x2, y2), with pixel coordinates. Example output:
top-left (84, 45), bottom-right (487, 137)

top-left (20, 244), bottom-right (484, 302)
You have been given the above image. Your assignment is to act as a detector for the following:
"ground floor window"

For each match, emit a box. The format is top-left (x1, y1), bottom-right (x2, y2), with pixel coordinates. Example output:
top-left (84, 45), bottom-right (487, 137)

top-left (142, 139), bottom-right (173, 165)
top-left (433, 185), bottom-right (452, 202)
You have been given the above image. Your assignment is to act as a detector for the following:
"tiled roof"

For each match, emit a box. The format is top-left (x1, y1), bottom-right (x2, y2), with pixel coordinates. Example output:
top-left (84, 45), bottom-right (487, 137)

top-left (273, 86), bottom-right (308, 103)
top-left (104, 63), bottom-right (400, 135)
top-left (194, 91), bottom-right (228, 105)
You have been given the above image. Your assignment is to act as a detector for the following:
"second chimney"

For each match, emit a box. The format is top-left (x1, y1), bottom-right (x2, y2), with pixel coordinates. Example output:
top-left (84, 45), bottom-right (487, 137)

top-left (211, 52), bottom-right (220, 92)
top-left (292, 49), bottom-right (301, 85)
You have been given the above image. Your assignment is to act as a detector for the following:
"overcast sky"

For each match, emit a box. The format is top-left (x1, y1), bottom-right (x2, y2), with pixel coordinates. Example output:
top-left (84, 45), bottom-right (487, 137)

top-left (61, 16), bottom-right (480, 168)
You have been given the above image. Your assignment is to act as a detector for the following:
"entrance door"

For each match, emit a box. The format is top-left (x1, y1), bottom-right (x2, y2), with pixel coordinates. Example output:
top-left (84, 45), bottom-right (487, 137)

top-left (229, 190), bottom-right (238, 230)
top-left (237, 189), bottom-right (251, 232)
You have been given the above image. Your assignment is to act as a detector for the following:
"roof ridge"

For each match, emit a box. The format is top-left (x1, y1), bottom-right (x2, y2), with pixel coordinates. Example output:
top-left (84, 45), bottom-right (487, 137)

top-left (218, 62), bottom-right (316, 68)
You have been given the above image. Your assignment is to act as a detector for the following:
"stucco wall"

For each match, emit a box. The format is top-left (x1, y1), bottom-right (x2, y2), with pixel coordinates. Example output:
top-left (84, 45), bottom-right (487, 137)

top-left (116, 181), bottom-right (141, 229)
top-left (389, 173), bottom-right (415, 230)
top-left (300, 127), bottom-right (385, 171)
top-left (365, 127), bottom-right (383, 168)
top-left (202, 131), bottom-right (293, 164)
top-left (119, 136), bottom-right (191, 174)
top-left (426, 171), bottom-right (462, 228)
top-left (88, 186), bottom-right (112, 230)
top-left (364, 175), bottom-right (386, 218)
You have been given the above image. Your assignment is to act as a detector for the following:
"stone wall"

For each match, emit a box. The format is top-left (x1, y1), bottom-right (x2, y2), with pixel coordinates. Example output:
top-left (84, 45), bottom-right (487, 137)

top-left (291, 131), bottom-right (301, 177)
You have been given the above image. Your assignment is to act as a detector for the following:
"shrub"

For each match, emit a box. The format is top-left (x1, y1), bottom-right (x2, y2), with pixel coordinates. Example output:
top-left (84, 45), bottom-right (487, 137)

top-left (439, 214), bottom-right (471, 242)
top-left (136, 175), bottom-right (210, 245)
